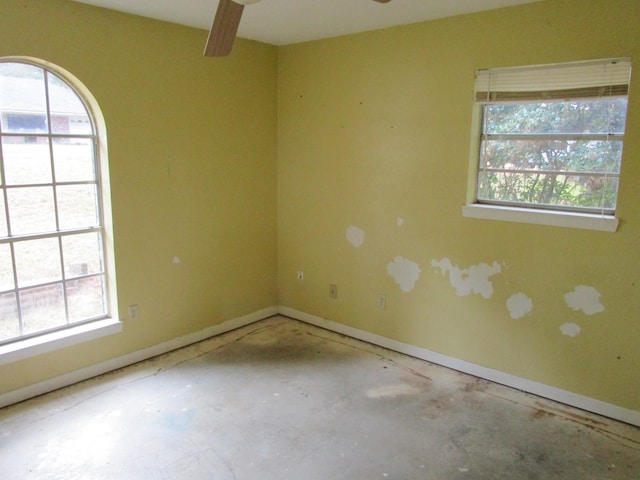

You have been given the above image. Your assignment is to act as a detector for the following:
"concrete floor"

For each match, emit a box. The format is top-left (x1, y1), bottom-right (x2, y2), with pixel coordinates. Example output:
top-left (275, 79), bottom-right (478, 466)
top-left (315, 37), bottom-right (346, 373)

top-left (1, 316), bottom-right (639, 479)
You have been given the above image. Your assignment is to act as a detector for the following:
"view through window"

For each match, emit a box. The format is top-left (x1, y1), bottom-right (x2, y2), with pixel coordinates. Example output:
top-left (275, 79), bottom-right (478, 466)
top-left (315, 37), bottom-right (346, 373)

top-left (474, 59), bottom-right (631, 215)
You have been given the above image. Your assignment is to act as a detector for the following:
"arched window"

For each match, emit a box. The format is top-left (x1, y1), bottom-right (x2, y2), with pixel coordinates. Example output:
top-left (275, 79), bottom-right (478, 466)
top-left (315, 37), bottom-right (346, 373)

top-left (0, 58), bottom-right (119, 355)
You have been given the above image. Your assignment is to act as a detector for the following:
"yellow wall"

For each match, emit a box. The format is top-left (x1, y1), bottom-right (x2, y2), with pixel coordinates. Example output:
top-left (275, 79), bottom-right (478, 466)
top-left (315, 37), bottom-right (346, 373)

top-left (0, 0), bottom-right (278, 392)
top-left (278, 0), bottom-right (640, 410)
top-left (1, 0), bottom-right (639, 414)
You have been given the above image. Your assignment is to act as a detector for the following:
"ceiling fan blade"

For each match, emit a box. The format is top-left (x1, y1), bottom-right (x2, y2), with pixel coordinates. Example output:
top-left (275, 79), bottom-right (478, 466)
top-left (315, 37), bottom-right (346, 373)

top-left (204, 0), bottom-right (245, 57)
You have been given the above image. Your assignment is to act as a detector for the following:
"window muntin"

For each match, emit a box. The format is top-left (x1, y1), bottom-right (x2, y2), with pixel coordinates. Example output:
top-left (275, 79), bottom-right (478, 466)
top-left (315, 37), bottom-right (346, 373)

top-left (0, 60), bottom-right (109, 345)
top-left (474, 59), bottom-right (631, 215)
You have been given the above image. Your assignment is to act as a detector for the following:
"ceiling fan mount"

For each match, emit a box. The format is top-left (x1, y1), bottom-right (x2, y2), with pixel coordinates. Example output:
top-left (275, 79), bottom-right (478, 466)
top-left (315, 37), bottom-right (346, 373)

top-left (204, 0), bottom-right (392, 57)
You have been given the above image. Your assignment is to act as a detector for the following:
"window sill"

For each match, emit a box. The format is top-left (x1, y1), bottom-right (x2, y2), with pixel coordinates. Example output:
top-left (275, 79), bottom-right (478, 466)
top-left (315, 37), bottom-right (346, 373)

top-left (0, 318), bottom-right (122, 365)
top-left (462, 204), bottom-right (619, 232)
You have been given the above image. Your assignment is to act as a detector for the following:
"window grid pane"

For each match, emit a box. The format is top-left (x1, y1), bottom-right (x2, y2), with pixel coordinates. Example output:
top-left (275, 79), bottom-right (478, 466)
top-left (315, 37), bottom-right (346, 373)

top-left (56, 184), bottom-right (99, 229)
top-left (0, 60), bottom-right (108, 346)
top-left (6, 186), bottom-right (57, 235)
top-left (20, 283), bottom-right (66, 335)
top-left (2, 138), bottom-right (53, 186)
top-left (66, 275), bottom-right (107, 322)
top-left (13, 237), bottom-right (62, 287)
top-left (53, 138), bottom-right (96, 182)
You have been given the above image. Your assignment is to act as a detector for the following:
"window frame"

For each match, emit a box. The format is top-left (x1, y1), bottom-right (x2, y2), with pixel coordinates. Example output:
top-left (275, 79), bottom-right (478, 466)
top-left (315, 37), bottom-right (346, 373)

top-left (0, 57), bottom-right (120, 363)
top-left (463, 58), bottom-right (632, 232)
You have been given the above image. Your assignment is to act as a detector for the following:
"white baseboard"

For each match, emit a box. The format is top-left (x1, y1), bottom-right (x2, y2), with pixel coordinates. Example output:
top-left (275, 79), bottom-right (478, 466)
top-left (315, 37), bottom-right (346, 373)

top-left (4, 304), bottom-right (638, 428)
top-left (0, 306), bottom-right (278, 409)
top-left (278, 306), bottom-right (640, 428)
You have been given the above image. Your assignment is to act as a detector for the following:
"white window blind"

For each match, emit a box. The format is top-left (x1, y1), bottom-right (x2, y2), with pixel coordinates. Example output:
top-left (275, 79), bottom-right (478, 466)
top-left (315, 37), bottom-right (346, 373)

top-left (475, 58), bottom-right (632, 102)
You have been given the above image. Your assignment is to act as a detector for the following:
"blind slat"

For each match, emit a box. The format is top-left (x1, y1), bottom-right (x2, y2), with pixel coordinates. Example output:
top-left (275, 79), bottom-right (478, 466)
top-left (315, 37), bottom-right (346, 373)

top-left (475, 58), bottom-right (632, 102)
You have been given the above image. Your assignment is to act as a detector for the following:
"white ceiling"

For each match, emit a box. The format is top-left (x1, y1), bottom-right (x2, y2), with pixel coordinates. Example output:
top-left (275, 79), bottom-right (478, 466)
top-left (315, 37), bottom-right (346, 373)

top-left (71, 0), bottom-right (542, 46)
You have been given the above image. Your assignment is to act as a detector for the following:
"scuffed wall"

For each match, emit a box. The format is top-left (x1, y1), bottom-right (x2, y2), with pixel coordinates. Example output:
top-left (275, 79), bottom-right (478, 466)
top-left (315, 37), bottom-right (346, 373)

top-left (277, 0), bottom-right (640, 411)
top-left (0, 0), bottom-right (278, 394)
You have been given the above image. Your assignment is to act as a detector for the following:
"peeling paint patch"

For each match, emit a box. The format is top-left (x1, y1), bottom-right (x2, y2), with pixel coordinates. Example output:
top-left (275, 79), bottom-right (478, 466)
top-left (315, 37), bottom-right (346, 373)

top-left (431, 258), bottom-right (502, 299)
top-left (386, 256), bottom-right (421, 292)
top-left (397, 217), bottom-right (404, 227)
top-left (346, 226), bottom-right (365, 248)
top-left (172, 256), bottom-right (181, 264)
top-left (507, 293), bottom-right (533, 319)
top-left (560, 322), bottom-right (581, 337)
top-left (564, 286), bottom-right (604, 315)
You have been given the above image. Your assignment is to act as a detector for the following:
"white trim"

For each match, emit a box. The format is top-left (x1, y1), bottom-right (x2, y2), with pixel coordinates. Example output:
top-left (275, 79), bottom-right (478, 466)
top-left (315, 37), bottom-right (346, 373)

top-left (0, 318), bottom-right (122, 365)
top-left (4, 304), bottom-right (638, 427)
top-left (278, 306), bottom-right (640, 427)
top-left (0, 306), bottom-right (277, 408)
top-left (462, 204), bottom-right (619, 232)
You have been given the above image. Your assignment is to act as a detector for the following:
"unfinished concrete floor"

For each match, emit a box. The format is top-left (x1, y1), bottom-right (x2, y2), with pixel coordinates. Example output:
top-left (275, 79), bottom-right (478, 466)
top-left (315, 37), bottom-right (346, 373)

top-left (1, 316), bottom-right (639, 479)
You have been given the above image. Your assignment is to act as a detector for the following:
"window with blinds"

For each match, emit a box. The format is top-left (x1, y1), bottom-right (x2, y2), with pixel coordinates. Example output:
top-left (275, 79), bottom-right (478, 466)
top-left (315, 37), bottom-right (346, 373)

top-left (473, 58), bottom-right (631, 215)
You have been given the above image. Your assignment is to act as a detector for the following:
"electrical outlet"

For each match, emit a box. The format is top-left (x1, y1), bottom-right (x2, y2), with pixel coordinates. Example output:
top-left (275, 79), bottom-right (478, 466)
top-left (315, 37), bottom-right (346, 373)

top-left (329, 284), bottom-right (338, 299)
top-left (297, 271), bottom-right (304, 280)
top-left (128, 304), bottom-right (139, 321)
top-left (377, 294), bottom-right (386, 309)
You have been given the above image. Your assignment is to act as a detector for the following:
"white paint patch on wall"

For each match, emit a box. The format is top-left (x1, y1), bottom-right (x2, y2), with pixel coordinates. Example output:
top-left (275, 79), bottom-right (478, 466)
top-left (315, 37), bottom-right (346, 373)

top-left (564, 286), bottom-right (604, 315)
top-left (386, 256), bottom-right (421, 292)
top-left (397, 217), bottom-right (404, 227)
top-left (346, 226), bottom-right (365, 248)
top-left (506, 293), bottom-right (533, 319)
top-left (431, 258), bottom-right (502, 299)
top-left (560, 322), bottom-right (582, 337)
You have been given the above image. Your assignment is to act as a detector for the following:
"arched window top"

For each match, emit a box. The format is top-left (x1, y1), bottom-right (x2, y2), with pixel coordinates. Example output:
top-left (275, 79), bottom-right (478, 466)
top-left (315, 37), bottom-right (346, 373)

top-left (0, 59), bottom-right (96, 137)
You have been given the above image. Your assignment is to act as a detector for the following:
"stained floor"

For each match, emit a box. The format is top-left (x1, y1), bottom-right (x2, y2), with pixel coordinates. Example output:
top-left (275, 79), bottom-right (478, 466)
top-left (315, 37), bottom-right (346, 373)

top-left (1, 316), bottom-right (639, 479)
